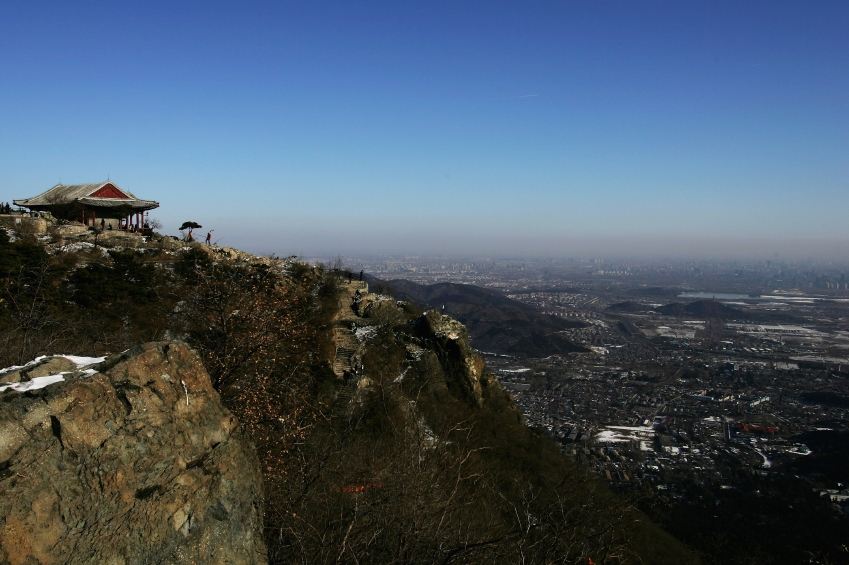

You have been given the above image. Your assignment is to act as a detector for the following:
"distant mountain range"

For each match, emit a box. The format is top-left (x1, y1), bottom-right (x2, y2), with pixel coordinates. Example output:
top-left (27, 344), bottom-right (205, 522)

top-left (377, 279), bottom-right (590, 357)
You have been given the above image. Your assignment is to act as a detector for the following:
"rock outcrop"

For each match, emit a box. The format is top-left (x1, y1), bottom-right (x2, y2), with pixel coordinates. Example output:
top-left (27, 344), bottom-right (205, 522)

top-left (0, 342), bottom-right (266, 565)
top-left (329, 282), bottom-right (501, 410)
top-left (414, 310), bottom-right (488, 405)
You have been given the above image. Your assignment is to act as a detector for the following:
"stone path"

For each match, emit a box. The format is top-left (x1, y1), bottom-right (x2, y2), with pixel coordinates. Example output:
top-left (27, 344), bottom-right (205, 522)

top-left (331, 280), bottom-right (368, 378)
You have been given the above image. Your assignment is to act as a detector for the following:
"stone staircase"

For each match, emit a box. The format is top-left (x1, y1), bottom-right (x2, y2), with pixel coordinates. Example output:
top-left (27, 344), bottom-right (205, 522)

top-left (332, 343), bottom-right (357, 376)
top-left (329, 280), bottom-right (371, 413)
top-left (332, 380), bottom-right (359, 413)
top-left (331, 280), bottom-right (368, 378)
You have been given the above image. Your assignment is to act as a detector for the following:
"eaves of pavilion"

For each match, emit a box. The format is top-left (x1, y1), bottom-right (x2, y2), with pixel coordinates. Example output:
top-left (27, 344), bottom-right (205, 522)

top-left (14, 181), bottom-right (159, 227)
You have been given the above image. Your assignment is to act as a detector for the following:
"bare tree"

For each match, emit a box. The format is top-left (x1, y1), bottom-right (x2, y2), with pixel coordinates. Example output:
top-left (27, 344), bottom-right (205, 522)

top-left (0, 260), bottom-right (80, 366)
top-left (43, 193), bottom-right (83, 225)
top-left (88, 225), bottom-right (103, 248)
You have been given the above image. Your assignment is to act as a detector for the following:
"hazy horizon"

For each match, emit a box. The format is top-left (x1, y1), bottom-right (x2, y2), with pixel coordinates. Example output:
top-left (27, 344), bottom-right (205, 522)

top-left (219, 217), bottom-right (849, 262)
top-left (2, 2), bottom-right (847, 261)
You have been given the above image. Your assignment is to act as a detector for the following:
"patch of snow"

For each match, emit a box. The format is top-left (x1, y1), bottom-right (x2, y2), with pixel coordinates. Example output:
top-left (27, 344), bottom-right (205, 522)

top-left (57, 241), bottom-right (97, 253)
top-left (752, 446), bottom-right (772, 468)
top-left (354, 326), bottom-right (378, 342)
top-left (0, 374), bottom-right (66, 393)
top-left (393, 367), bottom-right (410, 384)
top-left (0, 354), bottom-right (105, 378)
top-left (61, 355), bottom-right (106, 367)
top-left (594, 430), bottom-right (632, 443)
top-left (0, 354), bottom-right (105, 393)
top-left (0, 358), bottom-right (41, 377)
top-left (594, 425), bottom-right (656, 444)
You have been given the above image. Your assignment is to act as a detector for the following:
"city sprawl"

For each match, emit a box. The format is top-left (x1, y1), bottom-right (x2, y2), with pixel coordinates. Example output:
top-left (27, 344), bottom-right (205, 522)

top-left (337, 255), bottom-right (849, 525)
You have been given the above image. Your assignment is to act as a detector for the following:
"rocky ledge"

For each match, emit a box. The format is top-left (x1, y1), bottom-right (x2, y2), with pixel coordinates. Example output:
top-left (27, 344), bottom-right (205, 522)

top-left (0, 342), bottom-right (266, 565)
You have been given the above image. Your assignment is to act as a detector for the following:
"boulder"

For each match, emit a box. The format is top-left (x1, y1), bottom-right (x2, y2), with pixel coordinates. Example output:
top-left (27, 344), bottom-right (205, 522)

top-left (0, 341), bottom-right (266, 565)
top-left (22, 357), bottom-right (78, 379)
top-left (53, 224), bottom-right (88, 237)
top-left (353, 292), bottom-right (408, 325)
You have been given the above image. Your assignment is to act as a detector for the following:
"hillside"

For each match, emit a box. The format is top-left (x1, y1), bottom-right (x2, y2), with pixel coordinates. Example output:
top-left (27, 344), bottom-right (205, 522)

top-left (607, 300), bottom-right (650, 313)
top-left (379, 279), bottom-right (590, 357)
top-left (616, 298), bottom-right (805, 326)
top-left (0, 227), bottom-right (697, 564)
top-left (655, 299), bottom-right (745, 318)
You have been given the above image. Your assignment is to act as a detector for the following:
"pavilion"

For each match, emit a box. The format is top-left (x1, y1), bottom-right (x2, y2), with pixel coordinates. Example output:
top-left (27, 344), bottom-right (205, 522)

top-left (14, 181), bottom-right (159, 229)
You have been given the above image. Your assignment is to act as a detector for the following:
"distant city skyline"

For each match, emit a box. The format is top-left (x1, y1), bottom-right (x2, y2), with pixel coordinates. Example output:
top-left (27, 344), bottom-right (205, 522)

top-left (1, 1), bottom-right (847, 260)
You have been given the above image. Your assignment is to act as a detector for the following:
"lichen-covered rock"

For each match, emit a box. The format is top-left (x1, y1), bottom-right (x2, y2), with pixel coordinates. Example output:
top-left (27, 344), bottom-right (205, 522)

top-left (0, 341), bottom-right (266, 565)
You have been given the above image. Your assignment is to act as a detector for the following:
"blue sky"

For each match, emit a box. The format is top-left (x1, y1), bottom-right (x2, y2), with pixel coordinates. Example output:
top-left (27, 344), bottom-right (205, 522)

top-left (1, 1), bottom-right (847, 259)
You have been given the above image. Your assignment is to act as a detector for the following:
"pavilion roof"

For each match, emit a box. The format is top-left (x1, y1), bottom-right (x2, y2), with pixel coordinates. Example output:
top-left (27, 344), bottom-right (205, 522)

top-left (14, 182), bottom-right (159, 211)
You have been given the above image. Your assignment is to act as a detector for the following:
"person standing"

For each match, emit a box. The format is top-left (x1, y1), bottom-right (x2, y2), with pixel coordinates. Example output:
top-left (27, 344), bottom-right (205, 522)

top-left (205, 230), bottom-right (213, 245)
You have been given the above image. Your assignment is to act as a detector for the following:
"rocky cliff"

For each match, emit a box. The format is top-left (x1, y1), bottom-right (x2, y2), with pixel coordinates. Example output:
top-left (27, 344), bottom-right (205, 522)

top-left (338, 284), bottom-right (502, 408)
top-left (0, 342), bottom-right (266, 565)
top-left (412, 310), bottom-right (488, 405)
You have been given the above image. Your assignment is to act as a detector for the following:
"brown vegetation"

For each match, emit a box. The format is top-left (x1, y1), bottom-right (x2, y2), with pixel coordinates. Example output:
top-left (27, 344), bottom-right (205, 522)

top-left (0, 233), bottom-right (697, 565)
